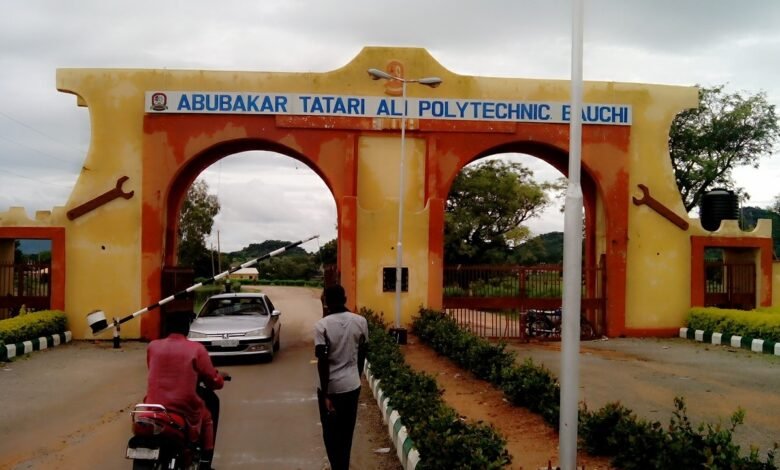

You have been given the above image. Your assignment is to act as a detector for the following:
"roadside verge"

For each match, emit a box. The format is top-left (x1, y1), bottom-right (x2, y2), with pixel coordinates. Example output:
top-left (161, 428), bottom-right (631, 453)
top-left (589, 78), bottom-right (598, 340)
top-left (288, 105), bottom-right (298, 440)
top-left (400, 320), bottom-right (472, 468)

top-left (679, 327), bottom-right (780, 356)
top-left (0, 331), bottom-right (72, 362)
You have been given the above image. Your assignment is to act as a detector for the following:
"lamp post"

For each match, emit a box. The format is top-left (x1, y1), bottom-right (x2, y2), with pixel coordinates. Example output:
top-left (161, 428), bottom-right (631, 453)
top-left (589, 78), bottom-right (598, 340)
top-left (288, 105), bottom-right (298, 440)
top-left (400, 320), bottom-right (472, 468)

top-left (368, 67), bottom-right (442, 342)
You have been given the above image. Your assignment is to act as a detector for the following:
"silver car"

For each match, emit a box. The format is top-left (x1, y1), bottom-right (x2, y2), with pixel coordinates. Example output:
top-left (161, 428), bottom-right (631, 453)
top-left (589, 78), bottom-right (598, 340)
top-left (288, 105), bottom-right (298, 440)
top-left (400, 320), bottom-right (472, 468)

top-left (188, 292), bottom-right (281, 359)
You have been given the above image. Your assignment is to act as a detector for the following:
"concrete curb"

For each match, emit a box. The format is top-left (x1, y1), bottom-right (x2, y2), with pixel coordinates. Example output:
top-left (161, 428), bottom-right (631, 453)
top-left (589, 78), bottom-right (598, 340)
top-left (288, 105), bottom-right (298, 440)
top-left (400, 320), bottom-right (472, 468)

top-left (0, 331), bottom-right (72, 362)
top-left (364, 362), bottom-right (421, 470)
top-left (679, 327), bottom-right (780, 356)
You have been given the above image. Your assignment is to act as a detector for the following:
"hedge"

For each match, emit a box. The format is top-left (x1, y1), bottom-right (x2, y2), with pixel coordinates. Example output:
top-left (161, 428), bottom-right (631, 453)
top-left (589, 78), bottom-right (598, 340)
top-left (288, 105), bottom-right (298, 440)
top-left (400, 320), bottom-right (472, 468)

top-left (688, 307), bottom-right (780, 343)
top-left (413, 308), bottom-right (777, 469)
top-left (0, 310), bottom-right (68, 346)
top-left (361, 308), bottom-right (511, 469)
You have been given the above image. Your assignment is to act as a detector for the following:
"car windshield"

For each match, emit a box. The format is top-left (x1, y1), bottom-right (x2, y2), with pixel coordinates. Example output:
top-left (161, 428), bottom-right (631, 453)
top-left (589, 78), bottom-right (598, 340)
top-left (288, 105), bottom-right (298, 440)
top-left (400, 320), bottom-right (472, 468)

top-left (199, 298), bottom-right (268, 317)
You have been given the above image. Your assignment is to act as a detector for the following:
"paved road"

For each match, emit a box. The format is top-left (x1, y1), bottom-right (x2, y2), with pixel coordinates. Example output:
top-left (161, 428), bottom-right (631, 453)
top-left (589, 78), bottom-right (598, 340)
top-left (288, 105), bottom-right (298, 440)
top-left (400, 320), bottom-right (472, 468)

top-left (507, 337), bottom-right (780, 454)
top-left (0, 286), bottom-right (399, 470)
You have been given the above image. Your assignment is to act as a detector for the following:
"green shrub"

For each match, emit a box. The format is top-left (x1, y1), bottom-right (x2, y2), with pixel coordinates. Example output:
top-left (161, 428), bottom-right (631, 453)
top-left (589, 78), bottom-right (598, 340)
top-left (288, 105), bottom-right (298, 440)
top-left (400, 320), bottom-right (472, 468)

top-left (415, 306), bottom-right (777, 469)
top-left (361, 308), bottom-right (511, 469)
top-left (0, 310), bottom-right (67, 345)
top-left (688, 307), bottom-right (780, 342)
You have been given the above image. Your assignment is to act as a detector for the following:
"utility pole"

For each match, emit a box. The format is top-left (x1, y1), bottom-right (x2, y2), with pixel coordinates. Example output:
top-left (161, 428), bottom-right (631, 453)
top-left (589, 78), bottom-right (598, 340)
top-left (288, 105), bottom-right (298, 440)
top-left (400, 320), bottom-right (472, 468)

top-left (217, 230), bottom-right (222, 273)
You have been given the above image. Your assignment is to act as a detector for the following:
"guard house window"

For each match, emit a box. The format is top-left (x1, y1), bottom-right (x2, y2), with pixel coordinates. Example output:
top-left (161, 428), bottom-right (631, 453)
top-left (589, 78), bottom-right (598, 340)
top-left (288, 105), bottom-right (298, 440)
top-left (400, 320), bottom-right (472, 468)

top-left (382, 267), bottom-right (408, 292)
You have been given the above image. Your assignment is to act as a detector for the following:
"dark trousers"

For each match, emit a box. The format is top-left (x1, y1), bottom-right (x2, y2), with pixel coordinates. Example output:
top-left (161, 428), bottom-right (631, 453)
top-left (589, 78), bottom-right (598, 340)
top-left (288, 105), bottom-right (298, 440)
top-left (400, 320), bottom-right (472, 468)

top-left (197, 384), bottom-right (221, 447)
top-left (317, 387), bottom-right (361, 470)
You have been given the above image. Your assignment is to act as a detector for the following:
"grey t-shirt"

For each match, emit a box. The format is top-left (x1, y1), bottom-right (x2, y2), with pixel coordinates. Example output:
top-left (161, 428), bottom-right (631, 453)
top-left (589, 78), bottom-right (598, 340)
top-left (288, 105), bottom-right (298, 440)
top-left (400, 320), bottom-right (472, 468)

top-left (314, 311), bottom-right (369, 394)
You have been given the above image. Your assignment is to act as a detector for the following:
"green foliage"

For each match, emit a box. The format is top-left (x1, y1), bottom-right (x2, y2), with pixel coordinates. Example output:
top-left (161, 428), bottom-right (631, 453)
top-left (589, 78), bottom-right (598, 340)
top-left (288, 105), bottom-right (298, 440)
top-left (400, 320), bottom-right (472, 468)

top-left (670, 85), bottom-right (780, 212)
top-left (687, 307), bottom-right (780, 342)
top-left (511, 232), bottom-right (564, 265)
top-left (193, 284), bottom-right (224, 312)
top-left (0, 310), bottom-right (67, 345)
top-left (742, 206), bottom-right (780, 258)
top-left (316, 238), bottom-right (337, 265)
top-left (580, 398), bottom-right (777, 470)
top-left (178, 180), bottom-right (220, 278)
top-left (414, 307), bottom-right (777, 469)
top-left (445, 160), bottom-right (563, 264)
top-left (361, 308), bottom-right (511, 469)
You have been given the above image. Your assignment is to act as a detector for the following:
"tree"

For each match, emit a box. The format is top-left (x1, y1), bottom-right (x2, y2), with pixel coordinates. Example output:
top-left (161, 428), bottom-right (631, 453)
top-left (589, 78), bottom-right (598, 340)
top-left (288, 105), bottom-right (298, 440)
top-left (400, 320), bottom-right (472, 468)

top-left (178, 180), bottom-right (220, 278)
top-left (445, 160), bottom-right (562, 264)
top-left (670, 85), bottom-right (780, 212)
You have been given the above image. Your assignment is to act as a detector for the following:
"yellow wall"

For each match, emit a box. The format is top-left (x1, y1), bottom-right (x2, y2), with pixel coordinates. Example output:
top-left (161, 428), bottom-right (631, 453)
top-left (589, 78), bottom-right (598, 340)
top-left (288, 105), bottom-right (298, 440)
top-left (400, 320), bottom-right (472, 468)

top-left (356, 136), bottom-right (429, 324)
top-left (0, 46), bottom-right (774, 339)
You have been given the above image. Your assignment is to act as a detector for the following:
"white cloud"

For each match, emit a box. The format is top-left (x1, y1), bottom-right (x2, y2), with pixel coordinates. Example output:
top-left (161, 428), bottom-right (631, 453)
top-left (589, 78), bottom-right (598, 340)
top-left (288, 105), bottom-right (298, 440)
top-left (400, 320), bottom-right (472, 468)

top-left (1, 0), bottom-right (779, 253)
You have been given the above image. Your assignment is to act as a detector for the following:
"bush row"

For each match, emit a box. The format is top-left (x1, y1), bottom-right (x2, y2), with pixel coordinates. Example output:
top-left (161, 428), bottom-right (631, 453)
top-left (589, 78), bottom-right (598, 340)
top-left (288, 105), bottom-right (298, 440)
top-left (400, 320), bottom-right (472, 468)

top-left (0, 310), bottom-right (68, 346)
top-left (361, 308), bottom-right (511, 470)
top-left (413, 308), bottom-right (777, 469)
top-left (688, 307), bottom-right (780, 343)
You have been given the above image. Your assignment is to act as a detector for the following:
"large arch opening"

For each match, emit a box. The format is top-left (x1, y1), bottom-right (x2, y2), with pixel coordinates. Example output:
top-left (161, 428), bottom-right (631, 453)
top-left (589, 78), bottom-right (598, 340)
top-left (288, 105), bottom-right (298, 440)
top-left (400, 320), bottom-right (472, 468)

top-left (440, 141), bottom-right (606, 339)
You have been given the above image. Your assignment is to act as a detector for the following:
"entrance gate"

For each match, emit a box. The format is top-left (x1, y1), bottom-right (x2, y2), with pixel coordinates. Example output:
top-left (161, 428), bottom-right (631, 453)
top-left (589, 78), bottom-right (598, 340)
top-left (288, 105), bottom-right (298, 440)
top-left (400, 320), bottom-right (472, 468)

top-left (443, 259), bottom-right (605, 340)
top-left (703, 261), bottom-right (756, 310)
top-left (0, 260), bottom-right (51, 319)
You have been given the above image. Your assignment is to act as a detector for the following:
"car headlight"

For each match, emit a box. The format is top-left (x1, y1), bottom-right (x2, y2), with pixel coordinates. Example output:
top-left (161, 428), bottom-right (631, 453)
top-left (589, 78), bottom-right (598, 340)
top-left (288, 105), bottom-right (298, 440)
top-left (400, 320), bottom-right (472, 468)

top-left (188, 331), bottom-right (207, 338)
top-left (245, 328), bottom-right (270, 338)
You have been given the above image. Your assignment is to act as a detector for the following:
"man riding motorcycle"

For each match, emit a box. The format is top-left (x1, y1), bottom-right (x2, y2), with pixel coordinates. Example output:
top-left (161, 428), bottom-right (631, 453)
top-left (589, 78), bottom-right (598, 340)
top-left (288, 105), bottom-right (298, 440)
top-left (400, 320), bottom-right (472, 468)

top-left (145, 310), bottom-right (227, 470)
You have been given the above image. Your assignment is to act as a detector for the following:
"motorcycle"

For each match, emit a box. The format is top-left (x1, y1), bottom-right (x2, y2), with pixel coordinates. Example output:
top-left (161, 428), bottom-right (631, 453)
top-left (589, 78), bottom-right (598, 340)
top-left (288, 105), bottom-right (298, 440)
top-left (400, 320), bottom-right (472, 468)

top-left (126, 375), bottom-right (230, 470)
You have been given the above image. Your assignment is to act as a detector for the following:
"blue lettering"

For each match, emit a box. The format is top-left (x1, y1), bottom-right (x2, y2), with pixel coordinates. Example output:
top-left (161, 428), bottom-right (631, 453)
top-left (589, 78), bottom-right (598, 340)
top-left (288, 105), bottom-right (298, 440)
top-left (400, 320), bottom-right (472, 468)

top-left (482, 102), bottom-right (495, 119)
top-left (347, 98), bottom-right (362, 115)
top-left (205, 95), bottom-right (218, 112)
top-left (219, 95), bottom-right (231, 111)
top-left (599, 106), bottom-right (611, 123)
top-left (192, 94), bottom-right (205, 111)
top-left (389, 98), bottom-right (403, 116)
top-left (333, 97), bottom-right (346, 114)
top-left (177, 95), bottom-right (191, 111)
top-left (247, 95), bottom-right (259, 112)
top-left (276, 96), bottom-right (288, 113)
top-left (506, 104), bottom-right (520, 120)
top-left (299, 96), bottom-right (311, 113)
top-left (260, 96), bottom-right (275, 112)
top-left (538, 104), bottom-right (550, 120)
top-left (233, 95), bottom-right (246, 112)
top-left (494, 103), bottom-right (507, 119)
top-left (562, 104), bottom-right (570, 121)
top-left (418, 100), bottom-right (431, 116)
top-left (377, 99), bottom-right (391, 116)
top-left (456, 101), bottom-right (469, 118)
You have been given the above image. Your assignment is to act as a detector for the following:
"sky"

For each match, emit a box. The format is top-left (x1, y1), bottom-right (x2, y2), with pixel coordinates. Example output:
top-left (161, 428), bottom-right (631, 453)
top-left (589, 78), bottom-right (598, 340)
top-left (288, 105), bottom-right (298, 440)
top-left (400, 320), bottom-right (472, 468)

top-left (1, 0), bottom-right (779, 253)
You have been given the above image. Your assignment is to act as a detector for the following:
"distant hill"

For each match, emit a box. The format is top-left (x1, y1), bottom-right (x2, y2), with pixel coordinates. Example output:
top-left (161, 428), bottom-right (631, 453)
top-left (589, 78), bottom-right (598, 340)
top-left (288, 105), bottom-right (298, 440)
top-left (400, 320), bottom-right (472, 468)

top-left (513, 232), bottom-right (563, 265)
top-left (225, 240), bottom-right (309, 266)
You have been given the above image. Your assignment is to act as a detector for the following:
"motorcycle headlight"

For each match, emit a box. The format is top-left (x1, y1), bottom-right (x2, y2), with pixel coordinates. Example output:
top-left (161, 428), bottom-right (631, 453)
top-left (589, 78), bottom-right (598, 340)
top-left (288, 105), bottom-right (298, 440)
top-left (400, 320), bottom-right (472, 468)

top-left (188, 331), bottom-right (207, 339)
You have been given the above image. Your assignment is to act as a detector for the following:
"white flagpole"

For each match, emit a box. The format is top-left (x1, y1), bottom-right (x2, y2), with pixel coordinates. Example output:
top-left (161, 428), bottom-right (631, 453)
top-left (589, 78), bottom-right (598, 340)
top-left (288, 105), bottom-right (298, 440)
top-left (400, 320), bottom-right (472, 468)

top-left (559, 0), bottom-right (584, 468)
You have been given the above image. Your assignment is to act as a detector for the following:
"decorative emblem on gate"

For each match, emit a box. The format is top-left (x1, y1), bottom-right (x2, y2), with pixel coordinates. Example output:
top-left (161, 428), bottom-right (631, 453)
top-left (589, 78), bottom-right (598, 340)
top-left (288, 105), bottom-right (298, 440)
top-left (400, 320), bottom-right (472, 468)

top-left (150, 92), bottom-right (168, 111)
top-left (382, 60), bottom-right (404, 96)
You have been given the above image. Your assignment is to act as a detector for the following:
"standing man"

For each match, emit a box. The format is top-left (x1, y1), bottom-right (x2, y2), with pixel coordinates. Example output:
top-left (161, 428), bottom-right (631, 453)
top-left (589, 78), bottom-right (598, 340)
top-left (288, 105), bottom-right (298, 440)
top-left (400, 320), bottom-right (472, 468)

top-left (314, 284), bottom-right (369, 470)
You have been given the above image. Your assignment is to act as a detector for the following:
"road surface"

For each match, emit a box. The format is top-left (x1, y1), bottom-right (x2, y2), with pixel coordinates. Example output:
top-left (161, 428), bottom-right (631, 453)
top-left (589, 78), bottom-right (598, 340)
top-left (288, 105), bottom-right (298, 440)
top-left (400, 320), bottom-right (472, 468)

top-left (0, 286), bottom-right (399, 470)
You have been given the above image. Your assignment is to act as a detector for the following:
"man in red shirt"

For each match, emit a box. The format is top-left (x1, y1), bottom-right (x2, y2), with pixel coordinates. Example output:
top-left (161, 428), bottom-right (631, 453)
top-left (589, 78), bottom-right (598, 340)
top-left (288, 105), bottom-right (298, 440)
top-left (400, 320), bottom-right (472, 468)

top-left (145, 311), bottom-right (226, 469)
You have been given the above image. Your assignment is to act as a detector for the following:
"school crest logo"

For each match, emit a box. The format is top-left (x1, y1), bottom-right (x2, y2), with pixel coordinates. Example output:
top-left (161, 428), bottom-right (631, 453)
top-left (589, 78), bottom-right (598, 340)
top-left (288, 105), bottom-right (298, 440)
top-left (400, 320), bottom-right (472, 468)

top-left (383, 60), bottom-right (404, 96)
top-left (150, 92), bottom-right (168, 111)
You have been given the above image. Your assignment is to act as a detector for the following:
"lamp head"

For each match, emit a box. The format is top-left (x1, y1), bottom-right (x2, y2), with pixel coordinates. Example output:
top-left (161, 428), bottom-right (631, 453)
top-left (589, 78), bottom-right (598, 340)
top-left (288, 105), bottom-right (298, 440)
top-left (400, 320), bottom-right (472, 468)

top-left (419, 77), bottom-right (443, 88)
top-left (367, 68), bottom-right (395, 81)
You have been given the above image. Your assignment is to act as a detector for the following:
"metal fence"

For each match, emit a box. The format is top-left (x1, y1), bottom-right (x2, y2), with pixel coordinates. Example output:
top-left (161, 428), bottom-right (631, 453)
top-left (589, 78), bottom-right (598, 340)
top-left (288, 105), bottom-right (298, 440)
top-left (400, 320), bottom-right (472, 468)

top-left (0, 261), bottom-right (52, 319)
top-left (443, 261), bottom-right (605, 340)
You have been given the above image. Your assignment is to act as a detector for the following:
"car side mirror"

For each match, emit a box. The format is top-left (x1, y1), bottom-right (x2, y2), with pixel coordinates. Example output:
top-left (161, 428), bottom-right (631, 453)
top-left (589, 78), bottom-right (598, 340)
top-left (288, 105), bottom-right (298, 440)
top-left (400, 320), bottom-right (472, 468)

top-left (271, 310), bottom-right (281, 317)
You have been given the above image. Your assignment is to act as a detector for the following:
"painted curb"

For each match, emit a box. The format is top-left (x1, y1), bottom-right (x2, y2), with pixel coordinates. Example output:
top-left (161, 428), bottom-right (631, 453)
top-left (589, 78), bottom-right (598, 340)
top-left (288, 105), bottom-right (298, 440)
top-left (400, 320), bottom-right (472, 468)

top-left (365, 362), bottom-right (421, 470)
top-left (679, 327), bottom-right (779, 356)
top-left (0, 331), bottom-right (72, 362)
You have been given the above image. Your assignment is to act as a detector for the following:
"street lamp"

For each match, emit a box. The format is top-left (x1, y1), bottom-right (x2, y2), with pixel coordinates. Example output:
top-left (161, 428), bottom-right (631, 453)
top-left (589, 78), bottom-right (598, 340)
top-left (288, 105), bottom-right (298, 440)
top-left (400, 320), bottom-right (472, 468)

top-left (368, 67), bottom-right (442, 343)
